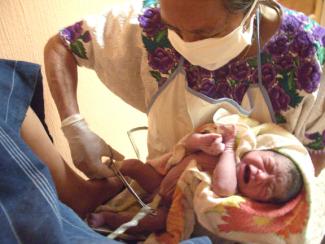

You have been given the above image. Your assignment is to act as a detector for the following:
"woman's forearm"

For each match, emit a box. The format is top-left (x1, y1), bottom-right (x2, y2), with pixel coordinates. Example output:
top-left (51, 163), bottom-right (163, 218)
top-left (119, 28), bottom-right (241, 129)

top-left (44, 34), bottom-right (79, 120)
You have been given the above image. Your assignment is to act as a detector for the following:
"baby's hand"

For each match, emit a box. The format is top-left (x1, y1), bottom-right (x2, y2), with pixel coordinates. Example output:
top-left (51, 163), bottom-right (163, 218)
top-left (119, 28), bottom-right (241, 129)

top-left (219, 124), bottom-right (236, 150)
top-left (186, 133), bottom-right (225, 156)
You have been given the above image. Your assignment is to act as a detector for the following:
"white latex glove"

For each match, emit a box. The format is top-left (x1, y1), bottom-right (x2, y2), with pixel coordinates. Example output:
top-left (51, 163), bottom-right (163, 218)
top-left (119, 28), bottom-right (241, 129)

top-left (61, 114), bottom-right (124, 179)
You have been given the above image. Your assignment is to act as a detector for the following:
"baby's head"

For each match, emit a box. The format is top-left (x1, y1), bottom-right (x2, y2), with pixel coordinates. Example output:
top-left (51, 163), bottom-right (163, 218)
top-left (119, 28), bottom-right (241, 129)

top-left (237, 150), bottom-right (303, 204)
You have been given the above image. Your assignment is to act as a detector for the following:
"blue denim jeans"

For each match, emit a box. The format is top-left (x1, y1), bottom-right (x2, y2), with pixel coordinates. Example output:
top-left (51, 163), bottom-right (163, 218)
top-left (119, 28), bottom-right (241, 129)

top-left (0, 59), bottom-right (211, 244)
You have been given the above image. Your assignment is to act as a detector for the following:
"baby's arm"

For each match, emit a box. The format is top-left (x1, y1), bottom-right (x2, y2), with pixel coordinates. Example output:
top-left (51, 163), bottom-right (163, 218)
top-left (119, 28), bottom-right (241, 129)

top-left (211, 125), bottom-right (237, 197)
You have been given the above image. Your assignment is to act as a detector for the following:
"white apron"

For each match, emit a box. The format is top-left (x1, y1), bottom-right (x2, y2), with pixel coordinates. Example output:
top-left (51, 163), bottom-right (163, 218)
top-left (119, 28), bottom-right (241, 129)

top-left (146, 63), bottom-right (274, 160)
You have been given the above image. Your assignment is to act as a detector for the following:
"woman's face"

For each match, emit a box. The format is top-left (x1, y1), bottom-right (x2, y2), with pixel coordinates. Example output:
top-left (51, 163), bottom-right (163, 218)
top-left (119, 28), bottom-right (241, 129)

top-left (159, 0), bottom-right (244, 42)
top-left (237, 151), bottom-right (291, 202)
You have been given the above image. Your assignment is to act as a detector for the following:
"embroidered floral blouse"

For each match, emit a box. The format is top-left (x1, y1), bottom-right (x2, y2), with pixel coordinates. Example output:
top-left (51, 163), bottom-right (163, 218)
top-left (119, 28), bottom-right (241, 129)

top-left (59, 1), bottom-right (325, 153)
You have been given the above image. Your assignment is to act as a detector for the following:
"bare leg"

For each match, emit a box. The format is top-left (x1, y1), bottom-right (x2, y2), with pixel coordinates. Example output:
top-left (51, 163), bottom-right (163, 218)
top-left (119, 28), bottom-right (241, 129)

top-left (119, 159), bottom-right (164, 193)
top-left (87, 206), bottom-right (168, 235)
top-left (20, 108), bottom-right (124, 218)
top-left (159, 152), bottom-right (220, 204)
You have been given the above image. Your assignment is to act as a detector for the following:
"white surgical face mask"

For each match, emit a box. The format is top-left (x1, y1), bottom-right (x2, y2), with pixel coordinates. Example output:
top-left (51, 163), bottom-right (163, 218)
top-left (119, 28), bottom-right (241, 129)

top-left (168, 0), bottom-right (258, 71)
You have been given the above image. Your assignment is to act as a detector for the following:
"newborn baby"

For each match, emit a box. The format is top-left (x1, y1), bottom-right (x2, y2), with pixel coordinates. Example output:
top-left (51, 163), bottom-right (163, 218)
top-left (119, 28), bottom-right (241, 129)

top-left (87, 124), bottom-right (303, 235)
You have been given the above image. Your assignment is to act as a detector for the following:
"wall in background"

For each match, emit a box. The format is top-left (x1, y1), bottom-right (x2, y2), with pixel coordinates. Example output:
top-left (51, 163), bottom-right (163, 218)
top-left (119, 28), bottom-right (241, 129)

top-left (0, 0), bottom-right (147, 176)
top-left (278, 0), bottom-right (322, 20)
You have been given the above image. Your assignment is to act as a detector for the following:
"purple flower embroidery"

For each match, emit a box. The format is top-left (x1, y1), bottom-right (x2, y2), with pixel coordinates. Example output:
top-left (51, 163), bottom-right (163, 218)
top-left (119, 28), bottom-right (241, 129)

top-left (139, 8), bottom-right (165, 37)
top-left (60, 21), bottom-right (91, 59)
top-left (186, 68), bottom-right (201, 88)
top-left (149, 47), bottom-right (176, 74)
top-left (229, 61), bottom-right (251, 82)
top-left (297, 60), bottom-right (321, 93)
top-left (269, 85), bottom-right (291, 112)
top-left (291, 31), bottom-right (316, 57)
top-left (252, 63), bottom-right (277, 89)
top-left (185, 64), bottom-right (213, 88)
top-left (305, 132), bottom-right (320, 140)
top-left (312, 25), bottom-right (325, 46)
top-left (81, 31), bottom-right (91, 42)
top-left (305, 130), bottom-right (325, 150)
top-left (197, 66), bottom-right (213, 79)
top-left (261, 64), bottom-right (277, 89)
top-left (200, 79), bottom-right (218, 98)
top-left (266, 36), bottom-right (289, 56)
top-left (214, 65), bottom-right (230, 81)
top-left (274, 54), bottom-right (294, 71)
top-left (215, 80), bottom-right (232, 99)
top-left (295, 13), bottom-right (309, 24)
top-left (281, 14), bottom-right (302, 35)
top-left (233, 83), bottom-right (248, 103)
top-left (61, 21), bottom-right (84, 43)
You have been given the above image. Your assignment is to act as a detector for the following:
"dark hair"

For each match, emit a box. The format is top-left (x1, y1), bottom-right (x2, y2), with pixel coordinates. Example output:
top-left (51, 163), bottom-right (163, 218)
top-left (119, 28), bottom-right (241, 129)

top-left (270, 154), bottom-right (304, 204)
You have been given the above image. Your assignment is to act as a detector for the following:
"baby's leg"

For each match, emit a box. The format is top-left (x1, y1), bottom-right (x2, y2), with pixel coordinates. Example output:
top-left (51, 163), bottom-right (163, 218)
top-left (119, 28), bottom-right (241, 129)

top-left (119, 159), bottom-right (164, 193)
top-left (159, 152), bottom-right (220, 203)
top-left (87, 206), bottom-right (168, 235)
top-left (159, 154), bottom-right (199, 203)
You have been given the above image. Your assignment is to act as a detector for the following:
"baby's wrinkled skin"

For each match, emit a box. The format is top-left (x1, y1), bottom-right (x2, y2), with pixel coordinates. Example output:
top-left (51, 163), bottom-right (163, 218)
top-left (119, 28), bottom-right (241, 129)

top-left (87, 124), bottom-right (295, 234)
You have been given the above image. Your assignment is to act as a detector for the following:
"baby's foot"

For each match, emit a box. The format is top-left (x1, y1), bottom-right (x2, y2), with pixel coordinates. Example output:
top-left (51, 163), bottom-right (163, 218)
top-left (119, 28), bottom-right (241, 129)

top-left (87, 211), bottom-right (135, 231)
top-left (87, 213), bottom-right (107, 228)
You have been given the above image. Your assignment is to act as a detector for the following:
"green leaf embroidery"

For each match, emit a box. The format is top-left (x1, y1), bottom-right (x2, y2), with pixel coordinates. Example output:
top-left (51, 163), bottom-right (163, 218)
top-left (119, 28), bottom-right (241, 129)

top-left (155, 30), bottom-right (165, 43)
top-left (70, 40), bottom-right (87, 59)
top-left (142, 35), bottom-right (159, 53)
top-left (306, 139), bottom-right (324, 150)
top-left (304, 22), bottom-right (314, 31)
top-left (305, 133), bottom-right (324, 150)
top-left (260, 53), bottom-right (272, 65)
top-left (229, 79), bottom-right (237, 86)
top-left (247, 58), bottom-right (257, 68)
top-left (150, 70), bottom-right (162, 82)
top-left (287, 71), bottom-right (294, 90)
top-left (279, 71), bottom-right (303, 108)
top-left (246, 53), bottom-right (268, 69)
top-left (275, 113), bottom-right (286, 124)
top-left (156, 31), bottom-right (172, 49)
top-left (143, 32), bottom-right (171, 53)
top-left (317, 45), bottom-right (325, 65)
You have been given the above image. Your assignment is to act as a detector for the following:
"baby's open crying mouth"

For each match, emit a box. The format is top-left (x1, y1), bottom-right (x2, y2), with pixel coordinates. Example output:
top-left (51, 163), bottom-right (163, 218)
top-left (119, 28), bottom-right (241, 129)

top-left (244, 165), bottom-right (250, 184)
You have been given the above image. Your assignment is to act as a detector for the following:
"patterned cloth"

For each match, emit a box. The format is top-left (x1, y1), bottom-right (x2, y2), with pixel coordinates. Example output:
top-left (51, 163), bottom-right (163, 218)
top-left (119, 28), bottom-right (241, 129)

top-left (138, 4), bottom-right (325, 154)
top-left (59, 1), bottom-right (325, 156)
top-left (146, 107), bottom-right (318, 244)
